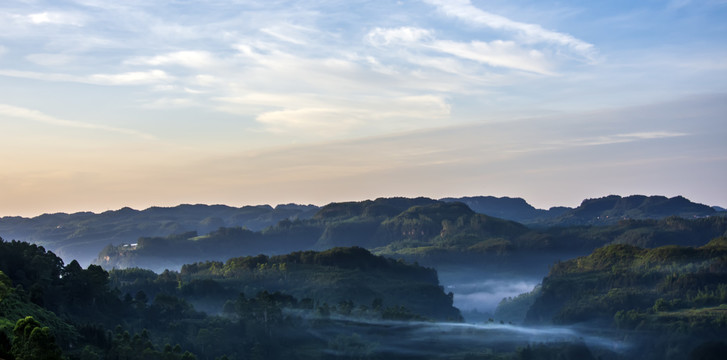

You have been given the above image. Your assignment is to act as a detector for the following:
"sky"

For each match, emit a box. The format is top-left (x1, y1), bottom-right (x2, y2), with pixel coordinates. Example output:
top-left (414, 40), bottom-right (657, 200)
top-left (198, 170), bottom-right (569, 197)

top-left (0, 0), bottom-right (726, 217)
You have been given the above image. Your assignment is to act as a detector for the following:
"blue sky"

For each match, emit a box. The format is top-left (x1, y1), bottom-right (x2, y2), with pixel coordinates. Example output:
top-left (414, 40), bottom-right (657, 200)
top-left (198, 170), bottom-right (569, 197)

top-left (0, 0), bottom-right (725, 216)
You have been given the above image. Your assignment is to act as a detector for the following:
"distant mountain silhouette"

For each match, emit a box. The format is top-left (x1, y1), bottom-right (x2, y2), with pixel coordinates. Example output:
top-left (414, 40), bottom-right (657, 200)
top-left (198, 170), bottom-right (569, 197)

top-left (1, 194), bottom-right (722, 269)
top-left (0, 203), bottom-right (319, 265)
top-left (94, 196), bottom-right (727, 274)
top-left (439, 196), bottom-right (568, 223)
top-left (551, 195), bottom-right (716, 226)
top-left (442, 195), bottom-right (718, 226)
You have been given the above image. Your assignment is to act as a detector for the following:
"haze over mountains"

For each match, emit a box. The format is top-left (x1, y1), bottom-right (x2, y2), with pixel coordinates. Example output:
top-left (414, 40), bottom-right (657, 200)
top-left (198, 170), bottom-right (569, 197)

top-left (441, 194), bottom-right (720, 226)
top-left (0, 203), bottom-right (319, 266)
top-left (0, 194), bottom-right (722, 268)
top-left (1, 194), bottom-right (726, 359)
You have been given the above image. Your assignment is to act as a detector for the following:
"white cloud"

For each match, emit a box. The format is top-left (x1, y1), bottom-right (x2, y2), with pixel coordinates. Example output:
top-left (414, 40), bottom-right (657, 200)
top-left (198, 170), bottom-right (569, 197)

top-left (422, 0), bottom-right (595, 60)
top-left (193, 74), bottom-right (222, 87)
top-left (142, 97), bottom-right (196, 109)
top-left (378, 95), bottom-right (452, 119)
top-left (124, 51), bottom-right (219, 69)
top-left (0, 68), bottom-right (173, 86)
top-left (0, 104), bottom-right (155, 140)
top-left (616, 131), bottom-right (690, 140)
top-left (252, 95), bottom-right (451, 136)
top-left (23, 12), bottom-right (85, 26)
top-left (428, 40), bottom-right (553, 74)
top-left (88, 70), bottom-right (172, 85)
top-left (0, 69), bottom-right (79, 82)
top-left (535, 131), bottom-right (690, 150)
top-left (256, 108), bottom-right (365, 135)
top-left (365, 27), bottom-right (554, 74)
top-left (260, 23), bottom-right (316, 45)
top-left (366, 27), bottom-right (433, 46)
top-left (184, 87), bottom-right (205, 94)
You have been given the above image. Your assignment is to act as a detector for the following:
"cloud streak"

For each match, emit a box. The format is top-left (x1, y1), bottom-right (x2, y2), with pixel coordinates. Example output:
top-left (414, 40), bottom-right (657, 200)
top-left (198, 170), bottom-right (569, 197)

top-left (124, 51), bottom-right (220, 69)
top-left (0, 69), bottom-right (172, 86)
top-left (0, 104), bottom-right (155, 140)
top-left (16, 11), bottom-right (86, 26)
top-left (367, 27), bottom-right (554, 74)
top-left (422, 0), bottom-right (596, 60)
top-left (540, 131), bottom-right (690, 149)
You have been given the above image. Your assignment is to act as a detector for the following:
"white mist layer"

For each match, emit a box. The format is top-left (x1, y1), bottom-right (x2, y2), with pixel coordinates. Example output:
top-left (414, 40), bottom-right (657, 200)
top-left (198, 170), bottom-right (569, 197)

top-left (304, 315), bottom-right (633, 357)
top-left (446, 278), bottom-right (540, 312)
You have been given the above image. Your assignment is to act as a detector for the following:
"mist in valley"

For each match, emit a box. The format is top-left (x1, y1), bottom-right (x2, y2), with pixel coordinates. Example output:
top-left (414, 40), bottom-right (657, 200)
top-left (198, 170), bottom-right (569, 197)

top-left (445, 277), bottom-right (540, 316)
top-left (303, 315), bottom-right (632, 359)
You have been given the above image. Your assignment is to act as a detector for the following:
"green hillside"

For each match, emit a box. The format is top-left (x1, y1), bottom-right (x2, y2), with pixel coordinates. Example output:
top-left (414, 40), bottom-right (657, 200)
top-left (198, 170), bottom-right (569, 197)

top-left (96, 199), bottom-right (727, 276)
top-left (522, 238), bottom-right (727, 359)
top-left (110, 246), bottom-right (462, 322)
top-left (443, 194), bottom-right (721, 226)
top-left (0, 204), bottom-right (318, 266)
top-left (0, 237), bottom-right (467, 359)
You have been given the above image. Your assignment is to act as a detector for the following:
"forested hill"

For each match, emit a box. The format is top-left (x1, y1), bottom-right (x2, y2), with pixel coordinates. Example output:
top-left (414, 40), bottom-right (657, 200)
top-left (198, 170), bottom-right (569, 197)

top-left (96, 201), bottom-right (532, 271)
top-left (550, 195), bottom-right (718, 226)
top-left (442, 194), bottom-right (720, 226)
top-left (440, 196), bottom-right (565, 223)
top-left (1, 194), bottom-right (722, 269)
top-left (97, 197), bottom-right (727, 274)
top-left (0, 203), bottom-right (318, 266)
top-left (0, 238), bottom-right (461, 359)
top-left (111, 246), bottom-right (461, 322)
top-left (519, 238), bottom-right (727, 359)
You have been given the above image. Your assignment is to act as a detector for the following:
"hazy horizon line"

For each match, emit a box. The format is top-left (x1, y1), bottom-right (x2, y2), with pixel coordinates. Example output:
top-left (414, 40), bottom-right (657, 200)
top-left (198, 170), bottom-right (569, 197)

top-left (1, 192), bottom-right (722, 219)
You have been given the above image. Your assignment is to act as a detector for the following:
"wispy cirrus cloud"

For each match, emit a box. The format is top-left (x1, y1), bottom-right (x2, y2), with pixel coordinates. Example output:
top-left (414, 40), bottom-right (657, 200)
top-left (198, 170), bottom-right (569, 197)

top-left (422, 0), bottom-right (596, 61)
top-left (366, 27), bottom-right (434, 45)
top-left (17, 11), bottom-right (86, 26)
top-left (506, 131), bottom-right (691, 154)
top-left (426, 39), bottom-right (552, 75)
top-left (0, 104), bottom-right (155, 140)
top-left (260, 23), bottom-right (317, 45)
top-left (366, 26), bottom-right (553, 74)
top-left (546, 131), bottom-right (689, 147)
top-left (0, 69), bottom-right (172, 86)
top-left (254, 94), bottom-right (451, 136)
top-left (0, 0), bottom-right (598, 140)
top-left (89, 70), bottom-right (172, 86)
top-left (124, 51), bottom-right (220, 69)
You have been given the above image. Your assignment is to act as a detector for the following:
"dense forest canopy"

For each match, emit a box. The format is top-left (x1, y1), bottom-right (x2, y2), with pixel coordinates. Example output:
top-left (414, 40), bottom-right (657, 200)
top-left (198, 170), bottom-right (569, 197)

top-left (93, 197), bottom-right (727, 275)
top-left (0, 237), bottom-right (466, 359)
top-left (0, 194), bottom-right (726, 359)
top-left (1, 194), bottom-right (721, 268)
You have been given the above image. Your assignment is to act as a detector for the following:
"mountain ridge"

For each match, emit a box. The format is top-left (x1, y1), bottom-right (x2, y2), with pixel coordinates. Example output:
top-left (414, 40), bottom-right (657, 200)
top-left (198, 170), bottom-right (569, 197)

top-left (0, 203), bottom-right (319, 266)
top-left (1, 194), bottom-right (722, 268)
top-left (441, 194), bottom-right (718, 226)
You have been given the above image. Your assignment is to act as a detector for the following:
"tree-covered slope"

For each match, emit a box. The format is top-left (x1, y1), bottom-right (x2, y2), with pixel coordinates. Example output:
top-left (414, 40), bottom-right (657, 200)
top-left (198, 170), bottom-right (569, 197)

top-left (96, 200), bottom-right (538, 271)
top-left (522, 239), bottom-right (727, 359)
top-left (440, 196), bottom-right (566, 223)
top-left (443, 194), bottom-right (719, 227)
top-left (526, 239), bottom-right (727, 325)
top-left (0, 237), bottom-right (466, 359)
top-left (2, 194), bottom-right (719, 269)
top-left (111, 246), bottom-right (461, 322)
top-left (95, 198), bottom-right (727, 275)
top-left (0, 203), bottom-right (319, 266)
top-left (549, 195), bottom-right (717, 226)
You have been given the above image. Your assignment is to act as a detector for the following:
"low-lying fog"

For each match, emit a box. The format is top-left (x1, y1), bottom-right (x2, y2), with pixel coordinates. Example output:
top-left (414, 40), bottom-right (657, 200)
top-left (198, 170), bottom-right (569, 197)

top-left (436, 269), bottom-right (541, 321)
top-left (446, 278), bottom-right (539, 313)
top-left (306, 316), bottom-right (630, 358)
